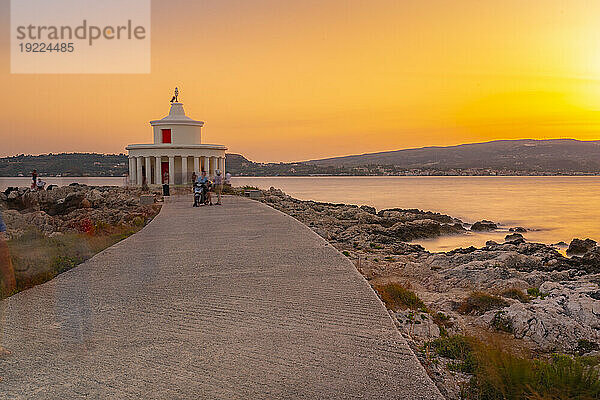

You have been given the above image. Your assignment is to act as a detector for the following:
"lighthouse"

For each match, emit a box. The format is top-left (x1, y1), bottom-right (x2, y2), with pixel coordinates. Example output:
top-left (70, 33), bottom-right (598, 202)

top-left (126, 91), bottom-right (227, 186)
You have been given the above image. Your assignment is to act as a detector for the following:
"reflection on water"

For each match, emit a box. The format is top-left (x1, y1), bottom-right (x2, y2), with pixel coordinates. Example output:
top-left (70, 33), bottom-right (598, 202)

top-left (233, 176), bottom-right (600, 252)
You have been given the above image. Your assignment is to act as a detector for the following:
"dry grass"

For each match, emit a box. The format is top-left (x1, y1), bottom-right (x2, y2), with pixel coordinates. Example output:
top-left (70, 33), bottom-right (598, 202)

top-left (457, 291), bottom-right (509, 315)
top-left (501, 288), bottom-right (530, 303)
top-left (372, 282), bottom-right (427, 311)
top-left (2, 227), bottom-right (139, 298)
top-left (429, 335), bottom-right (600, 400)
top-left (466, 348), bottom-right (600, 400)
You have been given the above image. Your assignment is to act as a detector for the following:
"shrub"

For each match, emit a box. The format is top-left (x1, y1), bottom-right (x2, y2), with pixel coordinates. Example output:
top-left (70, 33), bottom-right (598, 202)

top-left (5, 225), bottom-right (144, 298)
top-left (341, 250), bottom-right (350, 257)
top-left (431, 311), bottom-right (452, 328)
top-left (430, 335), bottom-right (477, 373)
top-left (501, 288), bottom-right (530, 303)
top-left (373, 283), bottom-right (426, 311)
top-left (50, 255), bottom-right (80, 275)
top-left (458, 292), bottom-right (509, 315)
top-left (491, 311), bottom-right (514, 333)
top-left (527, 287), bottom-right (548, 300)
top-left (576, 339), bottom-right (600, 356)
top-left (466, 349), bottom-right (600, 400)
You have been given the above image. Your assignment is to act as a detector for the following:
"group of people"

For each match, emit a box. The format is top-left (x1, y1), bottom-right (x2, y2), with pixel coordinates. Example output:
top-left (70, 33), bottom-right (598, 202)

top-left (192, 170), bottom-right (230, 207)
top-left (30, 169), bottom-right (46, 191)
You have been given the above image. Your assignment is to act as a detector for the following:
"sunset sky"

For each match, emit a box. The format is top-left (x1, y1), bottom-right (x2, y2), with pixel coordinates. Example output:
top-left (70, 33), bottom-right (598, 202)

top-left (2, 0), bottom-right (600, 162)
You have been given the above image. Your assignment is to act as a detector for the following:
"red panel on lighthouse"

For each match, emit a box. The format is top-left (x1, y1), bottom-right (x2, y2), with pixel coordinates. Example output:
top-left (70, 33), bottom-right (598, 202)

top-left (161, 129), bottom-right (172, 143)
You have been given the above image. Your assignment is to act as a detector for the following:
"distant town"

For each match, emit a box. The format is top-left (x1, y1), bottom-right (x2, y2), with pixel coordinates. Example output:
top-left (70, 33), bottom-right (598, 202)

top-left (2, 149), bottom-right (600, 178)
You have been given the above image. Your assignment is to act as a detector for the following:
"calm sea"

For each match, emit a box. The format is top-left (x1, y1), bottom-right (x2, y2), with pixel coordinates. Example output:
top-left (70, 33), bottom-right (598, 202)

top-left (233, 176), bottom-right (600, 252)
top-left (2, 176), bottom-right (599, 252)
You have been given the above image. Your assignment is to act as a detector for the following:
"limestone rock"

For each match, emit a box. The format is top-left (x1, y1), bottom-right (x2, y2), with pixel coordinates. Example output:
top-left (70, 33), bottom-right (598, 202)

top-left (567, 238), bottom-right (597, 255)
top-left (470, 220), bottom-right (497, 231)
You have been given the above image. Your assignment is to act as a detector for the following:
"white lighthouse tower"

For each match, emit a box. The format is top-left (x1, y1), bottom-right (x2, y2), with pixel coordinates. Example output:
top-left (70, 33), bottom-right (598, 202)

top-left (126, 90), bottom-right (227, 186)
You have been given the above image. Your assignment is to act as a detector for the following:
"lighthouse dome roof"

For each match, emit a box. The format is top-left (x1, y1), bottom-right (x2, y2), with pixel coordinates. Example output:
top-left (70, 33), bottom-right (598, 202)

top-left (150, 102), bottom-right (204, 127)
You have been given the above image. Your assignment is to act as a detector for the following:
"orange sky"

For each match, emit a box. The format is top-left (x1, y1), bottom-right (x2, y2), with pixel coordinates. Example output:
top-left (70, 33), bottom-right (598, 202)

top-left (2, 0), bottom-right (600, 162)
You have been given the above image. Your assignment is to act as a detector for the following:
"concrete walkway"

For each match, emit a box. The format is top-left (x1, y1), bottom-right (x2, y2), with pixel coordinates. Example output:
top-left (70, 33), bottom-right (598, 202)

top-left (0, 196), bottom-right (443, 399)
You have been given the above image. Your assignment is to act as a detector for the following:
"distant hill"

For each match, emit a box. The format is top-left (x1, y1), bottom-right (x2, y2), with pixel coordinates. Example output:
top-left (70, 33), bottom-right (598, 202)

top-left (0, 153), bottom-right (129, 177)
top-left (0, 153), bottom-right (255, 177)
top-left (3, 139), bottom-right (600, 177)
top-left (306, 139), bottom-right (600, 172)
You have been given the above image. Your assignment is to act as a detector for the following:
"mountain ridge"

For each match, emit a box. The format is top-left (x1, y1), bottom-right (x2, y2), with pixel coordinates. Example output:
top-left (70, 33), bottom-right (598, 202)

top-left (305, 138), bottom-right (600, 171)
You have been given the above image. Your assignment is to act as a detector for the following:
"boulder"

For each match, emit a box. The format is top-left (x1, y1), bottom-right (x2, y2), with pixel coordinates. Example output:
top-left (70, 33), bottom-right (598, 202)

top-left (510, 227), bottom-right (527, 233)
top-left (471, 220), bottom-right (497, 231)
top-left (140, 195), bottom-right (154, 205)
top-left (359, 205), bottom-right (377, 215)
top-left (505, 233), bottom-right (524, 242)
top-left (498, 281), bottom-right (600, 352)
top-left (567, 238), bottom-right (597, 255)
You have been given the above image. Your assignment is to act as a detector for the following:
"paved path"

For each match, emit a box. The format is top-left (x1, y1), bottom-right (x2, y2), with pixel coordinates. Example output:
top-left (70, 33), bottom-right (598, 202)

top-left (0, 196), bottom-right (443, 399)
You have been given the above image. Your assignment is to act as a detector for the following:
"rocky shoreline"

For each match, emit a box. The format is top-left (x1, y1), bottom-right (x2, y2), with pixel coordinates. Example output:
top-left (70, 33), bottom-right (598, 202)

top-left (257, 187), bottom-right (600, 399)
top-left (0, 184), bottom-right (162, 239)
top-left (0, 184), bottom-right (163, 298)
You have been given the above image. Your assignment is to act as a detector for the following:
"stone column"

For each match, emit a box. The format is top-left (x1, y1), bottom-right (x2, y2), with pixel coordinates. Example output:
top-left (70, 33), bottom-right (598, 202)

top-left (168, 156), bottom-right (175, 185)
top-left (155, 156), bottom-right (162, 184)
top-left (145, 157), bottom-right (152, 184)
top-left (201, 156), bottom-right (207, 174)
top-left (194, 157), bottom-right (200, 176)
top-left (211, 156), bottom-right (217, 176)
top-left (206, 157), bottom-right (212, 176)
top-left (128, 157), bottom-right (136, 186)
top-left (222, 156), bottom-right (226, 174)
top-left (136, 156), bottom-right (143, 187)
top-left (181, 156), bottom-right (188, 184)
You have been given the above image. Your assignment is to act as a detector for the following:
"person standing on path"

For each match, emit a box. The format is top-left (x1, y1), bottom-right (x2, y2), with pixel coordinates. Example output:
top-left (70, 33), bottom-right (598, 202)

top-left (0, 211), bottom-right (16, 297)
top-left (214, 170), bottom-right (223, 205)
top-left (31, 169), bottom-right (38, 190)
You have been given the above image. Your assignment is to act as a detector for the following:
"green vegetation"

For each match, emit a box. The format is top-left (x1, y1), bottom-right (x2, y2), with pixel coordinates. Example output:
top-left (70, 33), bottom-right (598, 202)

top-left (527, 287), bottom-right (548, 300)
top-left (458, 292), bottom-right (509, 315)
top-left (501, 288), bottom-right (530, 303)
top-left (430, 335), bottom-right (476, 373)
top-left (491, 311), bottom-right (514, 333)
top-left (0, 153), bottom-right (128, 177)
top-left (373, 283), bottom-right (426, 311)
top-left (2, 227), bottom-right (139, 298)
top-left (430, 335), bottom-right (600, 399)
top-left (466, 351), bottom-right (600, 400)
top-left (431, 311), bottom-right (452, 328)
top-left (576, 339), bottom-right (600, 356)
top-left (341, 250), bottom-right (350, 257)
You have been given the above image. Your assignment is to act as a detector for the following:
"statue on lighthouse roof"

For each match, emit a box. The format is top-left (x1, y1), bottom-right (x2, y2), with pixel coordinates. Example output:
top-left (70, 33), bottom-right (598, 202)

top-left (170, 87), bottom-right (179, 103)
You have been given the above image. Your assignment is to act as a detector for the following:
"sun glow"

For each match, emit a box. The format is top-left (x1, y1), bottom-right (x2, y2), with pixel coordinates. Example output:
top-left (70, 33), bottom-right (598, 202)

top-left (2, 0), bottom-right (600, 161)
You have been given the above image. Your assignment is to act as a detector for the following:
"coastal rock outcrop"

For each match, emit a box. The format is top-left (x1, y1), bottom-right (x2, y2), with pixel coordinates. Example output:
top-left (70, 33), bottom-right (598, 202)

top-left (256, 187), bottom-right (600, 357)
top-left (1, 185), bottom-right (161, 239)
top-left (470, 220), bottom-right (498, 231)
top-left (566, 238), bottom-right (597, 255)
